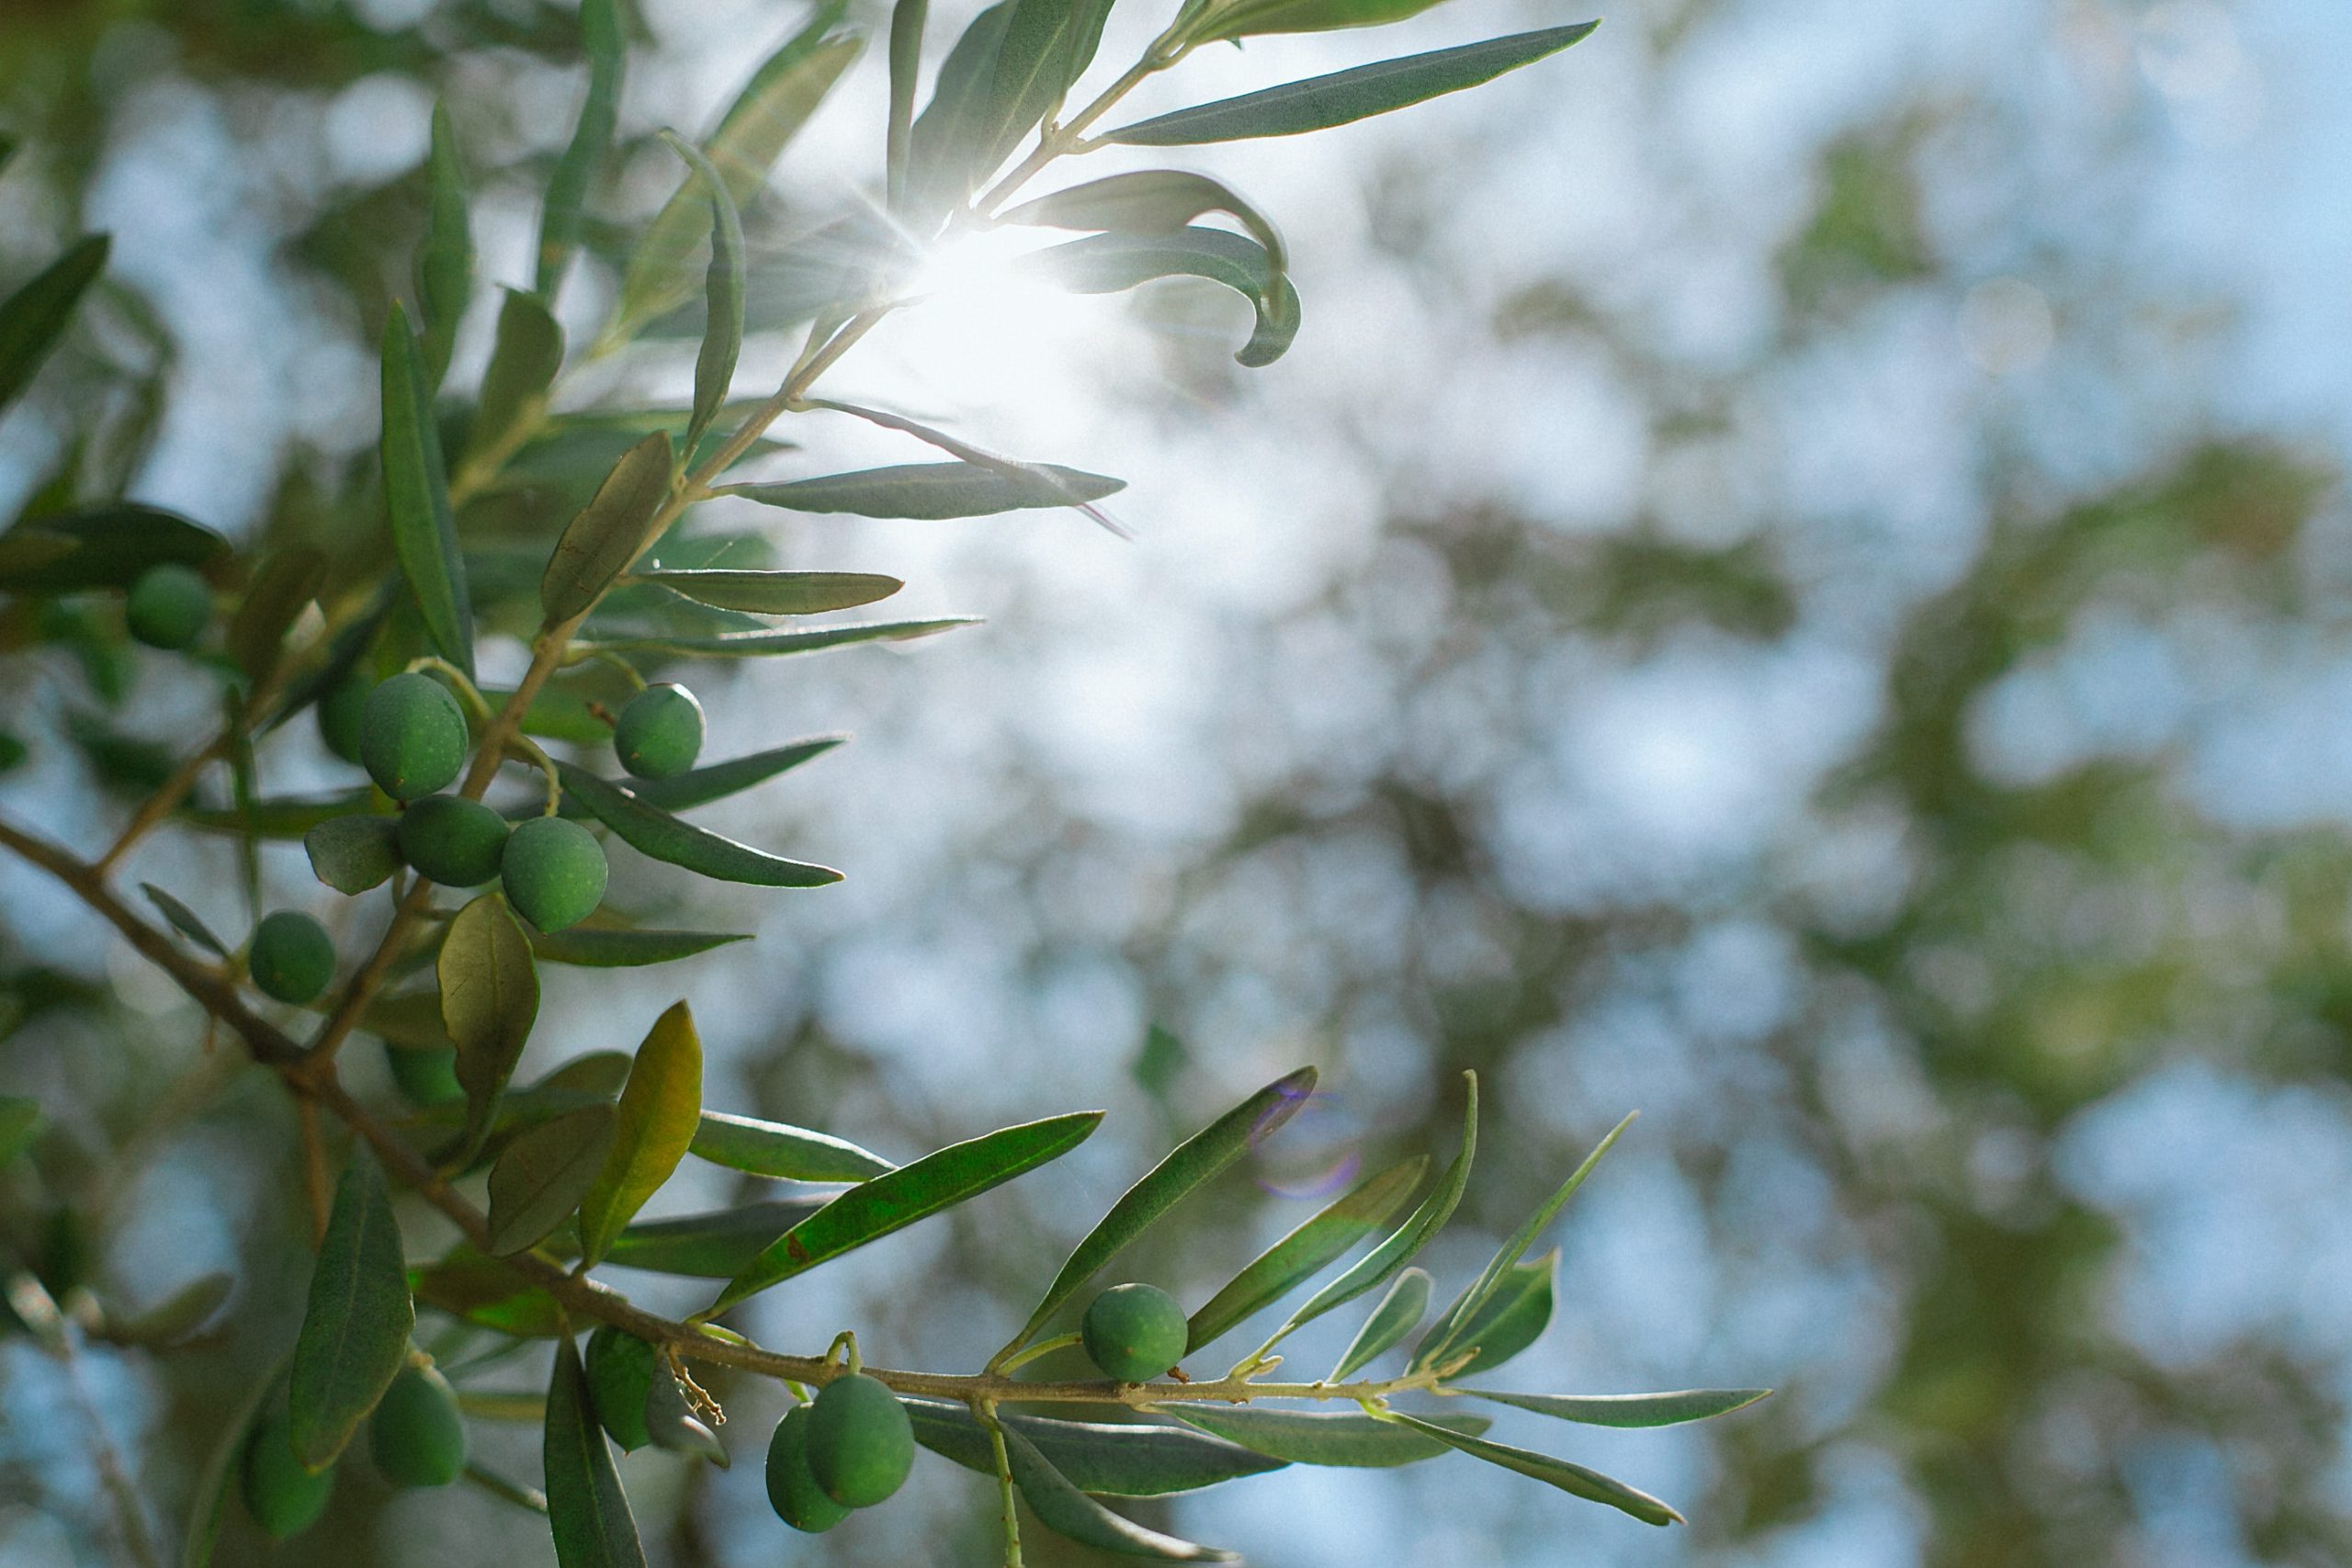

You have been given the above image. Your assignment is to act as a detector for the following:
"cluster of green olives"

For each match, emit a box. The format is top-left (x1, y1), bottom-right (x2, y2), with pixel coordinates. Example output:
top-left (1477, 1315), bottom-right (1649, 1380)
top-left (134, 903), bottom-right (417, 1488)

top-left (240, 1357), bottom-right (465, 1540)
top-left (766, 1372), bottom-right (916, 1532)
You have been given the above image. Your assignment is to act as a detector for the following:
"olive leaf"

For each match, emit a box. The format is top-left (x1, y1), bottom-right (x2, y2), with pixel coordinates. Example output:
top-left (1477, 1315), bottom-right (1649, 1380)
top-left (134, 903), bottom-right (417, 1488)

top-left (380, 300), bottom-right (475, 675)
top-left (998, 1424), bottom-right (1237, 1562)
top-left (1001, 170), bottom-right (1289, 285)
top-left (0, 502), bottom-right (228, 592)
top-left (1164, 1406), bottom-right (1488, 1467)
top-left (226, 546), bottom-right (326, 685)
top-left (585, 735), bottom-right (843, 813)
top-left (528, 928), bottom-right (752, 968)
top-left (690, 1109), bottom-right (895, 1181)
top-left (487, 1104), bottom-right (617, 1256)
top-left (105, 1270), bottom-right (234, 1348)
top-left (1102, 23), bottom-right (1600, 145)
top-left (653, 131), bottom-right (742, 455)
top-left (722, 461), bottom-right (1124, 519)
top-left (630, 569), bottom-right (902, 615)
top-left (288, 1152), bottom-right (413, 1469)
top-left (0, 1096), bottom-right (40, 1165)
top-left (410, 1244), bottom-right (566, 1338)
top-left (139, 883), bottom-right (229, 958)
top-left (1020, 228), bottom-right (1301, 367)
top-left (540, 432), bottom-right (677, 626)
top-left (904, 0), bottom-right (1017, 215)
top-left (1328, 1264), bottom-right (1430, 1381)
top-left (903, 1398), bottom-right (1285, 1495)
top-left (180, 1351), bottom-right (289, 1568)
top-left (1188, 0), bottom-right (1442, 41)
top-left (999, 1066), bottom-right (1317, 1361)
top-left (556, 763), bottom-right (842, 887)
top-left (575, 1000), bottom-right (704, 1267)
top-left (1421, 1250), bottom-right (1553, 1377)
top-left (0, 233), bottom-right (108, 416)
top-left (544, 1332), bottom-right (648, 1566)
top-left (302, 813), bottom-right (401, 895)
top-left (885, 0), bottom-right (928, 209)
top-left (418, 102), bottom-right (472, 388)
top-left (711, 1109), bottom-right (1102, 1313)
top-left (597, 1200), bottom-right (826, 1277)
top-left (1461, 1387), bottom-right (1772, 1428)
top-left (967, 0), bottom-right (1084, 187)
top-left (440, 891), bottom-right (542, 1158)
top-left (467, 288), bottom-right (564, 471)
top-left (1378, 1412), bottom-right (1682, 1527)
top-left (1186, 1155), bottom-right (1427, 1353)
top-left (614, 5), bottom-right (862, 332)
top-left (535, 0), bottom-right (623, 298)
top-left (576, 616), bottom-right (977, 660)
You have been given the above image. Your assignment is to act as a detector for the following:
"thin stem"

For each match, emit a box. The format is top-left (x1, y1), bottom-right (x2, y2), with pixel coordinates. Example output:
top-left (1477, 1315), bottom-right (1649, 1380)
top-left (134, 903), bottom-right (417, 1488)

top-left (7, 1275), bottom-right (164, 1568)
top-left (995, 1331), bottom-right (1080, 1375)
top-left (978, 1402), bottom-right (1024, 1568)
top-left (968, 31), bottom-right (1193, 220)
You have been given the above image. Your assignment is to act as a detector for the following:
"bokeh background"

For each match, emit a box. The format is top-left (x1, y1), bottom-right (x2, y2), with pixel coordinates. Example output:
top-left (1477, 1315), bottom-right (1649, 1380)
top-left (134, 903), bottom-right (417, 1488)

top-left (2, 0), bottom-right (2350, 1563)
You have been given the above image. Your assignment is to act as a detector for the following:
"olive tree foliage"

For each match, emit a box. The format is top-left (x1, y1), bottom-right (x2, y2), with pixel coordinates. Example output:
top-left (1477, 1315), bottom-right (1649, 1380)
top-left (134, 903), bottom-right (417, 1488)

top-left (0, 2), bottom-right (1769, 1562)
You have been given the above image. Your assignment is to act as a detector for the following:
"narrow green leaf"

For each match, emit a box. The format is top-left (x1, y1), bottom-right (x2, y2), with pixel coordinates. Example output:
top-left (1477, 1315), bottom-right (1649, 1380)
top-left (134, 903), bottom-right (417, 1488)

top-left (467, 288), bottom-right (565, 470)
top-left (0, 234), bottom-right (108, 415)
top-left (226, 546), bottom-right (327, 684)
top-left (1461, 1387), bottom-right (1773, 1429)
top-left (1424, 1251), bottom-right (1552, 1377)
top-left (536, 0), bottom-right (623, 299)
top-left (969, 0), bottom-right (1080, 190)
top-left (1102, 23), bottom-right (1600, 145)
top-left (1164, 1406), bottom-right (1487, 1468)
top-left (544, 1333), bottom-right (649, 1566)
top-left (579, 616), bottom-right (976, 660)
top-left (904, 1399), bottom-right (1284, 1495)
top-left (530, 927), bottom-right (752, 967)
top-left (1329, 1265), bottom-right (1430, 1382)
top-left (0, 1096), bottom-right (40, 1164)
top-left (1192, 0), bottom-right (1441, 41)
top-left (575, 1001), bottom-right (703, 1266)
top-left (654, 132), bottom-right (742, 454)
top-left (303, 814), bottom-right (401, 895)
top-left (380, 301), bottom-right (475, 675)
top-left (632, 569), bottom-right (901, 615)
top-left (106, 1270), bottom-right (234, 1347)
top-left (440, 892), bottom-right (542, 1157)
top-left (904, 0), bottom-right (1016, 215)
top-left (711, 1110), bottom-right (1101, 1313)
top-left (615, 7), bottom-right (860, 330)
top-left (410, 1244), bottom-right (565, 1337)
top-left (178, 1352), bottom-right (288, 1568)
top-left (1265, 1073), bottom-right (1476, 1346)
top-left (139, 883), bottom-right (229, 958)
top-left (288, 1153), bottom-right (413, 1469)
top-left (1021, 228), bottom-right (1300, 367)
top-left (604, 735), bottom-right (843, 812)
top-left (599, 1200), bottom-right (824, 1277)
top-left (797, 396), bottom-right (1134, 536)
top-left (1380, 1412), bottom-right (1682, 1527)
top-left (1413, 1109), bottom-right (1632, 1373)
top-left (556, 763), bottom-right (842, 887)
top-left (886, 0), bottom-right (928, 209)
top-left (1187, 1156), bottom-right (1426, 1354)
top-left (540, 432), bottom-right (677, 626)
top-left (999, 1424), bottom-right (1235, 1561)
top-left (0, 502), bottom-right (226, 592)
top-left (488, 1105), bottom-right (617, 1256)
top-left (187, 789), bottom-right (372, 840)
top-left (418, 102), bottom-right (472, 387)
top-left (725, 460), bottom-right (1123, 519)
top-left (1002, 170), bottom-right (1288, 278)
top-left (1002, 1066), bottom-right (1316, 1359)
top-left (691, 1109), bottom-right (894, 1182)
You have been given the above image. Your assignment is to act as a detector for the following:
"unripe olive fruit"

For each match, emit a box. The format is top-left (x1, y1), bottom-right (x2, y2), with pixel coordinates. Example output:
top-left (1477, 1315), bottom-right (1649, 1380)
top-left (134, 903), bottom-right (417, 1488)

top-left (316, 672), bottom-right (371, 765)
top-left (249, 910), bottom-right (335, 1005)
top-left (395, 794), bottom-right (509, 887)
top-left (766, 1404), bottom-right (853, 1533)
top-left (806, 1372), bottom-right (914, 1508)
top-left (501, 816), bottom-right (607, 932)
top-left (368, 1361), bottom-right (466, 1487)
top-left (584, 1325), bottom-right (656, 1452)
top-left (385, 1042), bottom-right (462, 1108)
top-left (612, 683), bottom-right (705, 781)
top-left (360, 672), bottom-right (468, 800)
top-left (242, 1405), bottom-right (334, 1540)
top-left (125, 563), bottom-right (210, 650)
top-left (1081, 1282), bottom-right (1187, 1383)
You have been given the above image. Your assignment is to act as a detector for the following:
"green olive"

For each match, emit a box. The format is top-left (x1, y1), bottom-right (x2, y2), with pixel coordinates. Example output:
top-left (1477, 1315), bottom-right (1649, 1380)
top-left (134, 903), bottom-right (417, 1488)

top-left (766, 1404), bottom-right (854, 1532)
top-left (359, 672), bottom-right (468, 800)
top-left (1081, 1282), bottom-right (1187, 1383)
top-left (248, 910), bottom-right (335, 1005)
top-left (125, 563), bottom-right (210, 650)
top-left (612, 683), bottom-right (705, 781)
top-left (368, 1361), bottom-right (467, 1487)
top-left (384, 1042), bottom-right (462, 1108)
top-left (395, 794), bottom-right (509, 886)
top-left (315, 671), bottom-right (371, 765)
top-left (242, 1404), bottom-right (334, 1540)
top-left (806, 1371), bottom-right (914, 1508)
top-left (500, 816), bottom-right (607, 932)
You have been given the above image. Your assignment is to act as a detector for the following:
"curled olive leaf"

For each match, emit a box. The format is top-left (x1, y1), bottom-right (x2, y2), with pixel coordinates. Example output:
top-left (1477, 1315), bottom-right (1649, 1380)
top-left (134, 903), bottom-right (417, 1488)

top-left (1456, 1387), bottom-right (1773, 1429)
top-left (1102, 23), bottom-right (1600, 144)
top-left (540, 432), bottom-right (676, 627)
top-left (690, 1109), bottom-right (895, 1182)
top-left (1019, 228), bottom-right (1300, 367)
top-left (1002, 169), bottom-right (1288, 282)
top-left (711, 1109), bottom-right (1102, 1313)
top-left (288, 1153), bottom-right (413, 1469)
top-left (1187, 1155), bottom-right (1427, 1354)
top-left (440, 892), bottom-right (542, 1158)
top-left (1001, 1066), bottom-right (1317, 1361)
top-left (575, 1000), bottom-right (704, 1267)
top-left (1328, 1265), bottom-right (1430, 1382)
top-left (1380, 1412), bottom-right (1682, 1528)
